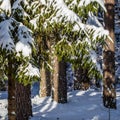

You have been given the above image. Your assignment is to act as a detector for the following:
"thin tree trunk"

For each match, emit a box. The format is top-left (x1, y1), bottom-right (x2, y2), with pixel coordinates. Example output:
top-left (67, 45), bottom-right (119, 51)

top-left (103, 0), bottom-right (116, 109)
top-left (40, 63), bottom-right (51, 97)
top-left (15, 82), bottom-right (32, 120)
top-left (38, 35), bottom-right (52, 97)
top-left (52, 56), bottom-right (67, 103)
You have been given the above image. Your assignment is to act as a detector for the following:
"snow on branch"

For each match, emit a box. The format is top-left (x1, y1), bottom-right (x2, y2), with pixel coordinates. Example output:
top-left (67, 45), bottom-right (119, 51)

top-left (0, 0), bottom-right (11, 13)
top-left (52, 0), bottom-right (108, 39)
top-left (0, 17), bottom-right (34, 57)
top-left (24, 63), bottom-right (40, 77)
top-left (0, 19), bottom-right (15, 51)
top-left (54, 0), bottom-right (81, 23)
top-left (16, 23), bottom-right (34, 57)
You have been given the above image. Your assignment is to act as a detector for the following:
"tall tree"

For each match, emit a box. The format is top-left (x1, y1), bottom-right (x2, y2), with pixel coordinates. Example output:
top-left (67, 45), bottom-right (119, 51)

top-left (67, 0), bottom-right (107, 90)
top-left (103, 0), bottom-right (116, 109)
top-left (11, 1), bottom-right (33, 119)
top-left (20, 0), bottom-right (53, 98)
top-left (0, 0), bottom-right (38, 119)
top-left (50, 0), bottom-right (108, 102)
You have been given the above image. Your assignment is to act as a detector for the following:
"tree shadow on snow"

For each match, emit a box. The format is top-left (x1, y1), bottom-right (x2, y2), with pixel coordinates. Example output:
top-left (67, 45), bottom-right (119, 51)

top-left (31, 88), bottom-right (120, 120)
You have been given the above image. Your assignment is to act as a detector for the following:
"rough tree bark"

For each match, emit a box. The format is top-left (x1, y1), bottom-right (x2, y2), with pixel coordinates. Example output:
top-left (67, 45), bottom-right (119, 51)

top-left (8, 58), bottom-right (16, 120)
top-left (103, 0), bottom-right (116, 109)
top-left (15, 83), bottom-right (32, 120)
top-left (8, 60), bottom-right (32, 120)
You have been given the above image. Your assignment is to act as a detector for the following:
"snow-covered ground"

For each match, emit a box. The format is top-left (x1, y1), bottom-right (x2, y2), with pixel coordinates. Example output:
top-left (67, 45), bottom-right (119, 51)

top-left (0, 86), bottom-right (120, 120)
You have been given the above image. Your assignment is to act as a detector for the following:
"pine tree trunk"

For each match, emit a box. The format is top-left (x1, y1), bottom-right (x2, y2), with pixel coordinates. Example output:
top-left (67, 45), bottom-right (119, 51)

top-left (74, 68), bottom-right (90, 90)
top-left (39, 63), bottom-right (51, 97)
top-left (38, 34), bottom-right (52, 97)
top-left (8, 59), bottom-right (32, 120)
top-left (15, 82), bottom-right (32, 120)
top-left (8, 59), bottom-right (16, 120)
top-left (103, 0), bottom-right (116, 109)
top-left (52, 56), bottom-right (67, 103)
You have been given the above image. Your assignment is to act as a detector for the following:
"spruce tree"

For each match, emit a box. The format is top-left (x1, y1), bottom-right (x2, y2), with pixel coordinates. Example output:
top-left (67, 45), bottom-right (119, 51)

top-left (63, 0), bottom-right (107, 90)
top-left (10, 0), bottom-right (111, 105)
top-left (0, 0), bottom-right (38, 119)
top-left (19, 0), bottom-right (54, 98)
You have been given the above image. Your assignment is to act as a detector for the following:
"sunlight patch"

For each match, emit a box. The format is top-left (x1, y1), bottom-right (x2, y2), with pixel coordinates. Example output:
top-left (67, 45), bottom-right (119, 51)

top-left (91, 115), bottom-right (99, 120)
top-left (76, 91), bottom-right (86, 96)
top-left (89, 92), bottom-right (98, 96)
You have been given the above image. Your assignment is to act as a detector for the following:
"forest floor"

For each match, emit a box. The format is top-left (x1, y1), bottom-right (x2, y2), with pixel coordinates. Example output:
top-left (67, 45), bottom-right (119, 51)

top-left (0, 83), bottom-right (120, 120)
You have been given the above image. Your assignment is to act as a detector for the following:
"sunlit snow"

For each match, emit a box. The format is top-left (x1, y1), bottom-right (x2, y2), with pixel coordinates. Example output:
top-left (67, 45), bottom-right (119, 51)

top-left (25, 64), bottom-right (40, 77)
top-left (16, 23), bottom-right (33, 57)
top-left (0, 0), bottom-right (11, 13)
top-left (1, 87), bottom-right (120, 120)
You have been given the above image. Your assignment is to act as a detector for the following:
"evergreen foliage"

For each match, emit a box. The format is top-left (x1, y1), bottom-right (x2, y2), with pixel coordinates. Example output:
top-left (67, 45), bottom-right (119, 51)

top-left (0, 0), bottom-right (39, 85)
top-left (18, 0), bottom-right (108, 82)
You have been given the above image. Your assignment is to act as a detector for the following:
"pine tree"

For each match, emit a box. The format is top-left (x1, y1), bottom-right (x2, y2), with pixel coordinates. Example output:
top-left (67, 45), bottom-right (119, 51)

top-left (0, 0), bottom-right (38, 119)
top-left (10, 0), bottom-right (110, 105)
top-left (39, 0), bottom-right (108, 102)
top-left (64, 0), bottom-right (106, 90)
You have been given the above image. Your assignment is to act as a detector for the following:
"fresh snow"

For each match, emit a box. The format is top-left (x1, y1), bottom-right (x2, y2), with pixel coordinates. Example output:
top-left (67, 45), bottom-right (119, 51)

top-left (0, 87), bottom-right (120, 120)
top-left (25, 64), bottom-right (40, 77)
top-left (0, 0), bottom-right (11, 13)
top-left (16, 23), bottom-right (33, 57)
top-left (0, 19), bottom-right (15, 51)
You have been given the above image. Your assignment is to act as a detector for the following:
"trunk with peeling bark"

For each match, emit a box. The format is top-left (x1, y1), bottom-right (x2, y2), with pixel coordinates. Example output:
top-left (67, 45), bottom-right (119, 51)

top-left (52, 56), bottom-right (67, 103)
top-left (103, 0), bottom-right (116, 109)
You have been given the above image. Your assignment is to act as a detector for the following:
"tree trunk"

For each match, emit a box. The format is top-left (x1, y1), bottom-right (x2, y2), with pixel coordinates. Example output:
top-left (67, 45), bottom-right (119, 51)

top-left (7, 56), bottom-right (32, 120)
top-left (52, 56), bottom-right (67, 103)
top-left (8, 59), bottom-right (16, 120)
top-left (8, 61), bottom-right (32, 120)
top-left (103, 0), bottom-right (116, 109)
top-left (15, 82), bottom-right (32, 120)
top-left (39, 63), bottom-right (51, 97)
top-left (74, 68), bottom-right (90, 90)
top-left (38, 34), bottom-right (52, 97)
